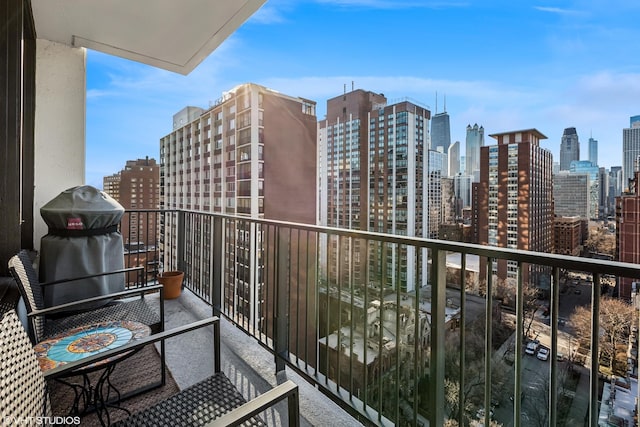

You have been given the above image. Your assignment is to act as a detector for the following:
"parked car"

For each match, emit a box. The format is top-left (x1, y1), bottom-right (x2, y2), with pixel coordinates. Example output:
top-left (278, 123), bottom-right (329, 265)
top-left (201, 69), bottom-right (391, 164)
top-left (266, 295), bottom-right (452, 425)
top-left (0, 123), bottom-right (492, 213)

top-left (525, 339), bottom-right (540, 355)
top-left (537, 347), bottom-right (550, 361)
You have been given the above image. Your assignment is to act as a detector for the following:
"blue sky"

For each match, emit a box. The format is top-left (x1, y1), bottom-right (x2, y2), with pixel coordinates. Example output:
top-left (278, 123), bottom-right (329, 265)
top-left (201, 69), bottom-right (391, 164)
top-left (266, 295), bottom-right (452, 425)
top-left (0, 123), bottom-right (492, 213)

top-left (86, 0), bottom-right (640, 188)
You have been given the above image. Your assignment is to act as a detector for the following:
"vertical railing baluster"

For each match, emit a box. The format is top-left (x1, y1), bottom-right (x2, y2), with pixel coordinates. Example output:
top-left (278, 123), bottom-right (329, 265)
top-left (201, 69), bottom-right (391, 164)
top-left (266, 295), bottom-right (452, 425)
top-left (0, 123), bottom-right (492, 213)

top-left (550, 266), bottom-right (560, 426)
top-left (363, 237), bottom-right (370, 410)
top-left (458, 253), bottom-right (467, 427)
top-left (337, 234), bottom-right (343, 392)
top-left (589, 272), bottom-right (601, 427)
top-left (484, 258), bottom-right (493, 427)
top-left (176, 210), bottom-right (186, 274)
top-left (412, 245), bottom-right (421, 426)
top-left (295, 228), bottom-right (301, 363)
top-left (349, 236), bottom-right (355, 400)
top-left (212, 216), bottom-right (222, 318)
top-left (514, 261), bottom-right (523, 427)
top-left (395, 242), bottom-right (401, 424)
top-left (429, 248), bottom-right (446, 426)
top-left (275, 225), bottom-right (290, 373)
top-left (378, 240), bottom-right (385, 423)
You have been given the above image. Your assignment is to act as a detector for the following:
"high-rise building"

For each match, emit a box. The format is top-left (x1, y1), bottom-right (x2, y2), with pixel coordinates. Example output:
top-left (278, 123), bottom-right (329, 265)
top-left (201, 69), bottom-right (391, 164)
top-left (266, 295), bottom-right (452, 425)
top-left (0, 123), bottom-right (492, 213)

top-left (368, 99), bottom-right (431, 291)
top-left (569, 160), bottom-right (600, 219)
top-left (588, 136), bottom-right (598, 166)
top-left (319, 89), bottom-right (386, 230)
top-left (559, 127), bottom-right (580, 171)
top-left (609, 166), bottom-right (623, 217)
top-left (103, 157), bottom-right (160, 279)
top-left (615, 171), bottom-right (640, 300)
top-left (103, 157), bottom-right (160, 248)
top-left (465, 123), bottom-right (484, 182)
top-left (477, 129), bottom-right (554, 283)
top-left (427, 149), bottom-right (447, 239)
top-left (160, 83), bottom-right (317, 326)
top-left (598, 167), bottom-right (610, 219)
top-left (448, 140), bottom-right (460, 177)
top-left (431, 110), bottom-right (451, 155)
top-left (453, 173), bottom-right (473, 218)
top-left (319, 90), bottom-right (431, 292)
top-left (553, 172), bottom-right (590, 219)
top-left (622, 115), bottom-right (640, 192)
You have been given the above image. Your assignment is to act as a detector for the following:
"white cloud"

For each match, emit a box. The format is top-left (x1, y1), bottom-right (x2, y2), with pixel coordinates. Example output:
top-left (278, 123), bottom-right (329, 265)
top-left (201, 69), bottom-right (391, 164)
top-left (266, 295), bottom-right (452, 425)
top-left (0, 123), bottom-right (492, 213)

top-left (534, 6), bottom-right (586, 16)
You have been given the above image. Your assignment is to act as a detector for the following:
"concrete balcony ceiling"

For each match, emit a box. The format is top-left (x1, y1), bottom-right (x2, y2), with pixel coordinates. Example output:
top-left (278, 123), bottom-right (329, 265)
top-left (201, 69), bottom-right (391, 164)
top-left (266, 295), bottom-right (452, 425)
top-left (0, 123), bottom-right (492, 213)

top-left (30, 0), bottom-right (266, 74)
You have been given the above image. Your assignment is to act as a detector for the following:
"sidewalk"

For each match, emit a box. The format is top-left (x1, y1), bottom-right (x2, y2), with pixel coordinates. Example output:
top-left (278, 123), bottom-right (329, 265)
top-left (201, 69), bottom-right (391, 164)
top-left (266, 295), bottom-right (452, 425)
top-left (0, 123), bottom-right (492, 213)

top-left (565, 365), bottom-right (590, 426)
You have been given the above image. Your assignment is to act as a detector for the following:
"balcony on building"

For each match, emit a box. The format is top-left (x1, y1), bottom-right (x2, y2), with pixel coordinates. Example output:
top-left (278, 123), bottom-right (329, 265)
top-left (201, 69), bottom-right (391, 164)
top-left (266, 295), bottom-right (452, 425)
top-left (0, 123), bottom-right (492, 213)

top-left (3, 1), bottom-right (640, 426)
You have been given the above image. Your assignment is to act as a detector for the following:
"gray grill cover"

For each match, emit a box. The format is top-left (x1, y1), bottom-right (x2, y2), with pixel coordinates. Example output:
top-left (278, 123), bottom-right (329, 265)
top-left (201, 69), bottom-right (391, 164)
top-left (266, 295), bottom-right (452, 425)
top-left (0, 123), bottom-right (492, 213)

top-left (39, 185), bottom-right (125, 309)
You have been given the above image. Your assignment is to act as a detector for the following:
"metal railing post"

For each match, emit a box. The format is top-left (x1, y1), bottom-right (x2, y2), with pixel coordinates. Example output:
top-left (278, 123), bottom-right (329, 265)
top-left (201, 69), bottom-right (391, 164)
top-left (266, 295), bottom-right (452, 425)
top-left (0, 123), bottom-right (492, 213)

top-left (176, 210), bottom-right (186, 274)
top-left (514, 262), bottom-right (523, 427)
top-left (429, 248), bottom-right (446, 426)
top-left (549, 266), bottom-right (560, 426)
top-left (211, 216), bottom-right (223, 317)
top-left (275, 225), bottom-right (290, 373)
top-left (484, 258), bottom-right (493, 427)
top-left (589, 273), bottom-right (601, 426)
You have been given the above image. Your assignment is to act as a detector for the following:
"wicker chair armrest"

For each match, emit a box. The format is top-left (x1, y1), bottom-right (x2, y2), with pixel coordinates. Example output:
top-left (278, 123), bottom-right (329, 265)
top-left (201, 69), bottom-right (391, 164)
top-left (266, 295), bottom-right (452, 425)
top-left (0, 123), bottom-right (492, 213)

top-left (28, 284), bottom-right (163, 317)
top-left (206, 380), bottom-right (300, 427)
top-left (39, 266), bottom-right (145, 287)
top-left (43, 316), bottom-right (218, 380)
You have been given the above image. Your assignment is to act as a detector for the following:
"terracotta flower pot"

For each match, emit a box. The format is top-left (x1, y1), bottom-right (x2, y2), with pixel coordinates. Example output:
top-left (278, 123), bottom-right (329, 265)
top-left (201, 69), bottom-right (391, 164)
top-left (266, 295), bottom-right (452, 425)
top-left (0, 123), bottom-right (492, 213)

top-left (158, 271), bottom-right (184, 299)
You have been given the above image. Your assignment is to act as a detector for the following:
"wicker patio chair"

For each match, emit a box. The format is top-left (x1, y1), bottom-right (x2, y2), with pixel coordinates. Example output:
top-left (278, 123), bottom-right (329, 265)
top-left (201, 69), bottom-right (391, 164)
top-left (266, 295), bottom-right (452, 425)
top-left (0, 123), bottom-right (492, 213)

top-left (8, 250), bottom-right (163, 343)
top-left (8, 250), bottom-right (167, 397)
top-left (0, 309), bottom-right (300, 426)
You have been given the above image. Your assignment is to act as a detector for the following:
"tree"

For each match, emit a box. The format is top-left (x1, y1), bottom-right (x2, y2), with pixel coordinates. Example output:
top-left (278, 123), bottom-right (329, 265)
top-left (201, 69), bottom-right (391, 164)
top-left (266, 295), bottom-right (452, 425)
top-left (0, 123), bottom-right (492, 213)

top-left (584, 226), bottom-right (615, 258)
top-left (569, 297), bottom-right (635, 373)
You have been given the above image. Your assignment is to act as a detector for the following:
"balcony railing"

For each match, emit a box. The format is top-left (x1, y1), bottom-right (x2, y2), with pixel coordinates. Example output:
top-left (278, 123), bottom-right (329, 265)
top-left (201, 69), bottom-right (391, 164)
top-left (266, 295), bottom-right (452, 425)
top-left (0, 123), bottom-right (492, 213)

top-left (123, 210), bottom-right (640, 427)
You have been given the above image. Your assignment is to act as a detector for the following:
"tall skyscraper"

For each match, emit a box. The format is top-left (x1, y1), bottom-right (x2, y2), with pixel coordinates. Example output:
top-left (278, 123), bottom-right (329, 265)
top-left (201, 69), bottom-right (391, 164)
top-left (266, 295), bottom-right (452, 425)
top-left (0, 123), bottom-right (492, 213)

top-left (622, 115), bottom-right (640, 192)
top-left (430, 96), bottom-right (451, 154)
top-left (448, 140), bottom-right (460, 177)
top-left (477, 129), bottom-right (553, 283)
top-left (616, 171), bottom-right (640, 300)
top-left (465, 123), bottom-right (484, 182)
top-left (160, 83), bottom-right (317, 326)
top-left (559, 127), bottom-right (580, 171)
top-left (588, 136), bottom-right (598, 166)
top-left (319, 90), bottom-right (431, 292)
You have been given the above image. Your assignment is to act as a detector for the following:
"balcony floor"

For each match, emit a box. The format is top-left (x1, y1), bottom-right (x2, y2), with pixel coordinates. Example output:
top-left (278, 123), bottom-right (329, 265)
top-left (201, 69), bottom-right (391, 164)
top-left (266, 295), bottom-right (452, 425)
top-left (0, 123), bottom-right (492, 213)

top-left (149, 289), bottom-right (363, 427)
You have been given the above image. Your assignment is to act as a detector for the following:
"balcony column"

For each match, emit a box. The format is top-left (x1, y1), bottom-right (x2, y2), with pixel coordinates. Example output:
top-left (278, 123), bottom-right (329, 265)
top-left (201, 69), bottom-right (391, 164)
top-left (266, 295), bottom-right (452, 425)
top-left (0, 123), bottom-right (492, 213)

top-left (33, 39), bottom-right (86, 249)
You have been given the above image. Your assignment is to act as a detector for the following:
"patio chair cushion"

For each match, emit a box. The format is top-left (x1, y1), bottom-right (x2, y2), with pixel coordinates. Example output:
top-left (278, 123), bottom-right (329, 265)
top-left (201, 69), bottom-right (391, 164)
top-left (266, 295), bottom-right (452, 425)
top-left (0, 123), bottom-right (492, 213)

top-left (0, 310), bottom-right (51, 419)
top-left (112, 373), bottom-right (266, 426)
top-left (8, 250), bottom-right (161, 342)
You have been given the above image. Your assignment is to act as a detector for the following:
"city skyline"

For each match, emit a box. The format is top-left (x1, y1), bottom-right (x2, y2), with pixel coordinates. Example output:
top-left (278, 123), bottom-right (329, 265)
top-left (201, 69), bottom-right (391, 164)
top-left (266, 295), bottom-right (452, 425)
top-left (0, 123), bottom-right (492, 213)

top-left (85, 1), bottom-right (640, 188)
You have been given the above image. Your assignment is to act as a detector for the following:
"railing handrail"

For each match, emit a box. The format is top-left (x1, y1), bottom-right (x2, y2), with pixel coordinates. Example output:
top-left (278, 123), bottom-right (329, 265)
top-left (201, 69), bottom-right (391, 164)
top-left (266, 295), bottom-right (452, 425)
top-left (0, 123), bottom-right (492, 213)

top-left (131, 208), bottom-right (640, 279)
